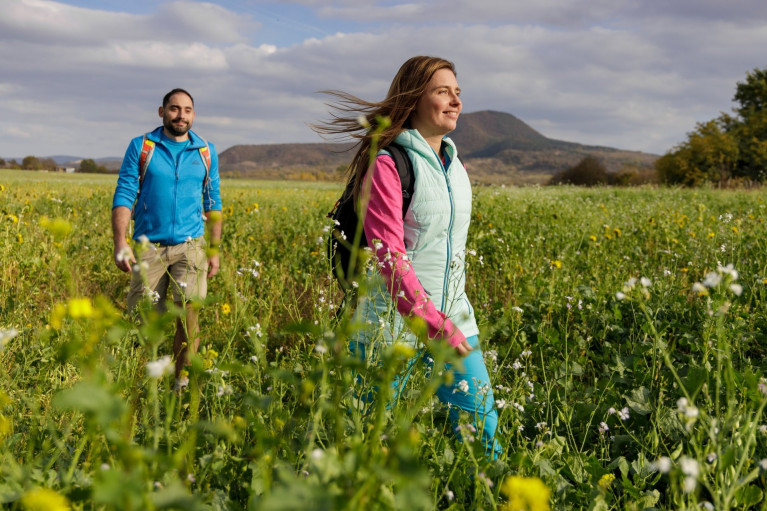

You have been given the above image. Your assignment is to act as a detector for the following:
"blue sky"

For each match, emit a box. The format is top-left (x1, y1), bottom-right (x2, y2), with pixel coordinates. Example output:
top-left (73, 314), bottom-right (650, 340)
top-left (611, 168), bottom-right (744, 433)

top-left (1, 0), bottom-right (766, 159)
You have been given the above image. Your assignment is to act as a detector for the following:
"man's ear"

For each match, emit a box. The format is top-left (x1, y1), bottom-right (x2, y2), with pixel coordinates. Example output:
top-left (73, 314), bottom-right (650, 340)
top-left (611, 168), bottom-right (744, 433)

top-left (158, 106), bottom-right (164, 118)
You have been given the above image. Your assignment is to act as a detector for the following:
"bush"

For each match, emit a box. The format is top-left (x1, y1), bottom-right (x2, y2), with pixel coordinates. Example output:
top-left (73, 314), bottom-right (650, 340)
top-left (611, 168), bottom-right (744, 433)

top-left (548, 155), bottom-right (609, 186)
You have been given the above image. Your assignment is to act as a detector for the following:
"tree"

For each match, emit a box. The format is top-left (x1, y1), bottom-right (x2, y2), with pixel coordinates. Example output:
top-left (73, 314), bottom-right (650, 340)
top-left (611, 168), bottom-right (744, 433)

top-left (21, 156), bottom-right (41, 170)
top-left (656, 119), bottom-right (739, 186)
top-left (657, 67), bottom-right (767, 185)
top-left (79, 158), bottom-right (107, 173)
top-left (0, 158), bottom-right (6, 168)
top-left (548, 155), bottom-right (608, 186)
top-left (40, 158), bottom-right (57, 172)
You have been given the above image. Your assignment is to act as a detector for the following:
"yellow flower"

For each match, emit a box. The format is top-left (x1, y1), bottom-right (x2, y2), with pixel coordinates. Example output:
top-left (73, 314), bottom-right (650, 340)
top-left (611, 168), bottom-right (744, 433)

top-left (613, 228), bottom-right (621, 237)
top-left (589, 235), bottom-right (597, 242)
top-left (21, 487), bottom-right (70, 511)
top-left (550, 260), bottom-right (562, 269)
top-left (732, 226), bottom-right (739, 234)
top-left (0, 185), bottom-right (5, 192)
top-left (392, 343), bottom-right (416, 359)
top-left (5, 214), bottom-right (18, 223)
top-left (0, 415), bottom-right (11, 439)
top-left (16, 234), bottom-right (23, 244)
top-left (681, 268), bottom-right (689, 273)
top-left (40, 216), bottom-right (72, 240)
top-left (598, 473), bottom-right (615, 490)
top-left (67, 298), bottom-right (94, 319)
top-left (707, 232), bottom-right (715, 238)
top-left (221, 303), bottom-right (231, 315)
top-left (49, 303), bottom-right (67, 330)
top-left (500, 476), bottom-right (551, 511)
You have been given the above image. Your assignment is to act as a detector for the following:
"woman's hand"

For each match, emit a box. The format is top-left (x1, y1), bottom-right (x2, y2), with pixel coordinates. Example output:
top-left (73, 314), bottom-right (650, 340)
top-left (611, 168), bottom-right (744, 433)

top-left (455, 338), bottom-right (473, 357)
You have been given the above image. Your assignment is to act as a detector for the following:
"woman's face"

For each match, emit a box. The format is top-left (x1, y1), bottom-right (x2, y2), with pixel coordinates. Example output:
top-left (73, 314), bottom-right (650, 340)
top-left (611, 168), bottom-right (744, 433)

top-left (410, 68), bottom-right (462, 141)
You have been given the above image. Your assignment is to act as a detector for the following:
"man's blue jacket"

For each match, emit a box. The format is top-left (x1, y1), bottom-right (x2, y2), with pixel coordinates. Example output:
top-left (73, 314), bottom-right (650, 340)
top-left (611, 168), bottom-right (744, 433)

top-left (112, 127), bottom-right (222, 245)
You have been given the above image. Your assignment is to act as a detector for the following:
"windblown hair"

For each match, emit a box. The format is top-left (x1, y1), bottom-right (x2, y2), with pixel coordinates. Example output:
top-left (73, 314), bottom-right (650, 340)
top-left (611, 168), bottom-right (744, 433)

top-left (312, 56), bottom-right (456, 202)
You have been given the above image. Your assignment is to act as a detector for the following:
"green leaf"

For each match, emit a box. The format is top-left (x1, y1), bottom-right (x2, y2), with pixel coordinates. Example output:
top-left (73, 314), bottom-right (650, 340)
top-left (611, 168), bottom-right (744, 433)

top-left (52, 381), bottom-right (125, 429)
top-left (734, 485), bottom-right (763, 508)
top-left (625, 386), bottom-right (652, 415)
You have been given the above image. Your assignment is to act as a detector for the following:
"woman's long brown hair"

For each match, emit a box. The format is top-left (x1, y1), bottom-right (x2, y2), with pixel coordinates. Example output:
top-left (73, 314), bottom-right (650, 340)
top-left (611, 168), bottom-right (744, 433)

top-left (312, 56), bottom-right (456, 202)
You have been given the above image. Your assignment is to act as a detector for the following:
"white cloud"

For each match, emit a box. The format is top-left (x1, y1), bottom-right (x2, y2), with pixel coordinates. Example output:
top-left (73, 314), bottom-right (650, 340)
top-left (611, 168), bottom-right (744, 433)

top-left (0, 0), bottom-right (765, 158)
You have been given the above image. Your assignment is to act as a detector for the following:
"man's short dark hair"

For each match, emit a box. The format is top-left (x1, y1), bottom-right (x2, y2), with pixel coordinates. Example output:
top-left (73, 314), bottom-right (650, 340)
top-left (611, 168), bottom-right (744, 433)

top-left (163, 88), bottom-right (194, 108)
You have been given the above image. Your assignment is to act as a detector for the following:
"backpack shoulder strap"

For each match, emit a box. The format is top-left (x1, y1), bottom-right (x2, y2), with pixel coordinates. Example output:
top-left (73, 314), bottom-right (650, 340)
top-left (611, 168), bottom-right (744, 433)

top-left (197, 136), bottom-right (212, 186)
top-left (385, 142), bottom-right (414, 218)
top-left (138, 134), bottom-right (155, 191)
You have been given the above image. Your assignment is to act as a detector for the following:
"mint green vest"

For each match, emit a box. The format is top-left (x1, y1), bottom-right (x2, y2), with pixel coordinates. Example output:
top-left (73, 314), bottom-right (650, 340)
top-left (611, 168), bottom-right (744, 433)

top-left (353, 129), bottom-right (479, 345)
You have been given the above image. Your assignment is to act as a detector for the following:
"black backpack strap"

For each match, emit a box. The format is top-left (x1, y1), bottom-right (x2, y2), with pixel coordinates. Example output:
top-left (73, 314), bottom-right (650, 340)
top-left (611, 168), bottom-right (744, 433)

top-left (385, 142), bottom-right (414, 218)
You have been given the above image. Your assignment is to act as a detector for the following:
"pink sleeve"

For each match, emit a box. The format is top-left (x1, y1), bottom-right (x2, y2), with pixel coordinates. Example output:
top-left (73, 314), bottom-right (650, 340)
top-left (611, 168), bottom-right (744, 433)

top-left (360, 153), bottom-right (466, 348)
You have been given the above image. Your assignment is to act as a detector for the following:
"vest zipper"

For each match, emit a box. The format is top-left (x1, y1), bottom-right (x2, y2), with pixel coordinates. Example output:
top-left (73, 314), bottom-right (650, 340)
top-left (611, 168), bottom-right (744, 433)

top-left (433, 147), bottom-right (454, 311)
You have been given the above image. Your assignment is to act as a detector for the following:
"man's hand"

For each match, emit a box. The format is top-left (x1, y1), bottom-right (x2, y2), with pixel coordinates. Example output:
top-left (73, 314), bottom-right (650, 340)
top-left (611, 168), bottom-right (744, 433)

top-left (114, 242), bottom-right (136, 272)
top-left (111, 206), bottom-right (134, 272)
top-left (207, 253), bottom-right (220, 278)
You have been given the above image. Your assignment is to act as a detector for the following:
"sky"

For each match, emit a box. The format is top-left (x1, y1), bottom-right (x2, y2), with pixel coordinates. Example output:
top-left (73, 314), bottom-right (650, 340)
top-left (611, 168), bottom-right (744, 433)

top-left (1, 0), bottom-right (766, 160)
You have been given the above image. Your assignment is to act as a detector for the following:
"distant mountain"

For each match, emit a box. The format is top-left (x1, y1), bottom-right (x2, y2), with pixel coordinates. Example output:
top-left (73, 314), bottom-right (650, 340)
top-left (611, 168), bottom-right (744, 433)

top-left (218, 110), bottom-right (658, 184)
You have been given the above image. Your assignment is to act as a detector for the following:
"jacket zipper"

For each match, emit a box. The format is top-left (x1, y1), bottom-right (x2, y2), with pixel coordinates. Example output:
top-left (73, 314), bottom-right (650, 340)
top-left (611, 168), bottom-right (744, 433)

top-left (171, 146), bottom-right (179, 243)
top-left (432, 147), bottom-right (454, 311)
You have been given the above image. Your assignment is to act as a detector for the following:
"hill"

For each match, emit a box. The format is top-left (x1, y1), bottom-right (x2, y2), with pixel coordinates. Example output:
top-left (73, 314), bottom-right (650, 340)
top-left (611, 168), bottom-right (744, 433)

top-left (218, 110), bottom-right (658, 184)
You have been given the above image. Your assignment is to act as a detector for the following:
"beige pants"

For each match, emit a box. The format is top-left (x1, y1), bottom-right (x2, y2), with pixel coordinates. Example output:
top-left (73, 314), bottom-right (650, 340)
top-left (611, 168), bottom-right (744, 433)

top-left (127, 237), bottom-right (208, 312)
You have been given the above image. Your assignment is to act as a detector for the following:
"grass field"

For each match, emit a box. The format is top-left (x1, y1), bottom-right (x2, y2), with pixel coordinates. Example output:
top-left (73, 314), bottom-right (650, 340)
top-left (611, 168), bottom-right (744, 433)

top-left (1, 169), bottom-right (767, 510)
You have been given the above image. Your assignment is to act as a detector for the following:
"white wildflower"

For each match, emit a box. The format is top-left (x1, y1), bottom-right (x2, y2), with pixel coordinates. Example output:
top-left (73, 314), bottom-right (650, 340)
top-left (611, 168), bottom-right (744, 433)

top-left (615, 292), bottom-right (627, 301)
top-left (640, 277), bottom-right (652, 287)
top-left (653, 456), bottom-right (672, 474)
top-left (146, 356), bottom-right (174, 378)
top-left (216, 385), bottom-right (234, 397)
top-left (617, 407), bottom-right (630, 421)
top-left (729, 283), bottom-right (743, 296)
top-left (680, 457), bottom-right (699, 478)
top-left (717, 263), bottom-right (738, 280)
top-left (0, 328), bottom-right (19, 351)
top-left (692, 282), bottom-right (707, 294)
top-left (703, 272), bottom-right (721, 288)
top-left (116, 246), bottom-right (132, 262)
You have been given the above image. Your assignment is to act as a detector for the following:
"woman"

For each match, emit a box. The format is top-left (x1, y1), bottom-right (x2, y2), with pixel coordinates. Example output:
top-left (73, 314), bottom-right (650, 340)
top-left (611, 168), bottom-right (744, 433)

top-left (316, 56), bottom-right (502, 459)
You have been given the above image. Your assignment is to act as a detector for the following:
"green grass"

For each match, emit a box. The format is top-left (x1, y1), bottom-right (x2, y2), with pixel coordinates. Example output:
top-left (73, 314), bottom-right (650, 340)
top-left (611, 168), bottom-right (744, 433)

top-left (1, 169), bottom-right (767, 510)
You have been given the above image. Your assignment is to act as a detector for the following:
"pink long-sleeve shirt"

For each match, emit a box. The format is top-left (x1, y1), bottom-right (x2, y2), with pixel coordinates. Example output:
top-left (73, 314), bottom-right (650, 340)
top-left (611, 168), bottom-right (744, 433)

top-left (361, 154), bottom-right (466, 348)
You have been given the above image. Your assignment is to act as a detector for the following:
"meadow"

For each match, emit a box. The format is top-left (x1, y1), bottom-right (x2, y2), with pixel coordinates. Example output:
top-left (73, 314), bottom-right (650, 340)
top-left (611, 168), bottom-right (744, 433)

top-left (1, 169), bottom-right (767, 510)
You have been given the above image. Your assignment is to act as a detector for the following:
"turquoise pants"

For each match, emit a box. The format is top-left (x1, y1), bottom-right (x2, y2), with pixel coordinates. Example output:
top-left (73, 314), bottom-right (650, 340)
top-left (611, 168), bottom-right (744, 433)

top-left (350, 335), bottom-right (503, 460)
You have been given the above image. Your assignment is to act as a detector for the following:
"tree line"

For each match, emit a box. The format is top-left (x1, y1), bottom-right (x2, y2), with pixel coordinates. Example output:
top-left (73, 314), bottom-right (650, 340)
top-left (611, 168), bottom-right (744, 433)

top-left (656, 67), bottom-right (767, 186)
top-left (0, 156), bottom-right (108, 173)
top-left (549, 67), bottom-right (767, 187)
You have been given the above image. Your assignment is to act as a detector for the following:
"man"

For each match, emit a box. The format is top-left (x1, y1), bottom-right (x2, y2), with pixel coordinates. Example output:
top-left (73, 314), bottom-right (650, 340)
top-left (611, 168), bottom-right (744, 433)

top-left (112, 88), bottom-right (222, 384)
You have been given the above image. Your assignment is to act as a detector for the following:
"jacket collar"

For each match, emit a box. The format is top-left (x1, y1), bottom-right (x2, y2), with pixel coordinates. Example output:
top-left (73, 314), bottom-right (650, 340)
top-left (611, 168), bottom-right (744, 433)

top-left (395, 129), bottom-right (458, 166)
top-left (146, 126), bottom-right (206, 149)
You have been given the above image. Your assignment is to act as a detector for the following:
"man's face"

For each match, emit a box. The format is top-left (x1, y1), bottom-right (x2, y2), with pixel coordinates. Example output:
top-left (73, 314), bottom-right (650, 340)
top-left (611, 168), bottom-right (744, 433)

top-left (159, 93), bottom-right (195, 138)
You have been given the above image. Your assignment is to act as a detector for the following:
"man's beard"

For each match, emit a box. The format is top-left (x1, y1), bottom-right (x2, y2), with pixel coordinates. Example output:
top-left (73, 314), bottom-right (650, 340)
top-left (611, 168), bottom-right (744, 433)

top-left (164, 118), bottom-right (191, 137)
